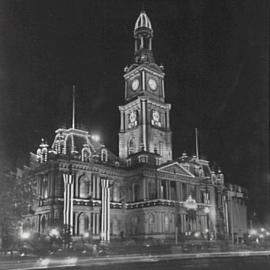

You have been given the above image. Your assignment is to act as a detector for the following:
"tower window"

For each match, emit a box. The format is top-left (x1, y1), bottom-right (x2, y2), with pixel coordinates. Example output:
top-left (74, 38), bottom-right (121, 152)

top-left (128, 138), bottom-right (136, 155)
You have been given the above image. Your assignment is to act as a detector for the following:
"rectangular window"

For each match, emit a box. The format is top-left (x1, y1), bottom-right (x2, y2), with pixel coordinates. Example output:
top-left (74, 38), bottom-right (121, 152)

top-left (170, 181), bottom-right (177, 201)
top-left (161, 181), bottom-right (167, 199)
top-left (159, 142), bottom-right (163, 156)
top-left (182, 183), bottom-right (187, 201)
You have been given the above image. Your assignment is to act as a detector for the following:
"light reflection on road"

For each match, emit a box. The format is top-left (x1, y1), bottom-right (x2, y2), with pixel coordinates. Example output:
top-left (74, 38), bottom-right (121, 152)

top-left (1, 250), bottom-right (270, 270)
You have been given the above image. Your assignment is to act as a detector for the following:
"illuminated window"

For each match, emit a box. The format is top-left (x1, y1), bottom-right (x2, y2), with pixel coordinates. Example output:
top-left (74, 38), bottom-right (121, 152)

top-left (79, 176), bottom-right (90, 199)
top-left (101, 149), bottom-right (108, 162)
top-left (41, 176), bottom-right (48, 199)
top-left (159, 142), bottom-right (163, 156)
top-left (149, 213), bottom-right (155, 233)
top-left (161, 181), bottom-right (167, 199)
top-left (84, 215), bottom-right (89, 231)
top-left (164, 215), bottom-right (169, 232)
top-left (81, 147), bottom-right (91, 162)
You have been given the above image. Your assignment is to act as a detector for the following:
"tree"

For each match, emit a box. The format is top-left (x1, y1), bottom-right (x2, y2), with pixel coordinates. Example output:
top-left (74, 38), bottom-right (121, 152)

top-left (0, 167), bottom-right (31, 250)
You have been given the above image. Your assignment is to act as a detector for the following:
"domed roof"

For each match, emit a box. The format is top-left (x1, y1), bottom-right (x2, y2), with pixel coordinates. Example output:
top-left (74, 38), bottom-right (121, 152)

top-left (134, 11), bottom-right (152, 32)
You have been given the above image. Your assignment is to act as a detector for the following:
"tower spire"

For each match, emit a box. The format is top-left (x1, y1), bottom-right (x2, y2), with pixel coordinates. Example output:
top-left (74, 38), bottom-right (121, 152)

top-left (72, 85), bottom-right (76, 129)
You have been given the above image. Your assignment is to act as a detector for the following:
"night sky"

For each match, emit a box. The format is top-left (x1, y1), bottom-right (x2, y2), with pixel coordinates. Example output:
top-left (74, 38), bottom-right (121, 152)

top-left (0, 1), bottom-right (269, 213)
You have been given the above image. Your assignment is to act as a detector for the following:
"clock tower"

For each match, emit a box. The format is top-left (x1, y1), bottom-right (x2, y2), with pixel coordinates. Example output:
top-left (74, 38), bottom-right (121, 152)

top-left (119, 11), bottom-right (172, 163)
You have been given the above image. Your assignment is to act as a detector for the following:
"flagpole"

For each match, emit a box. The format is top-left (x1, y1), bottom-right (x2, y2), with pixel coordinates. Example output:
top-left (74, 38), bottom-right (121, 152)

top-left (195, 128), bottom-right (199, 160)
top-left (72, 85), bottom-right (76, 129)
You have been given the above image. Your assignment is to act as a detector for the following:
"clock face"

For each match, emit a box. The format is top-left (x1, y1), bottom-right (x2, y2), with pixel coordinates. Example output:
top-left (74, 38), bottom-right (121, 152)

top-left (129, 111), bottom-right (137, 123)
top-left (152, 110), bottom-right (160, 122)
top-left (148, 78), bottom-right (157, 91)
top-left (131, 79), bottom-right (139, 91)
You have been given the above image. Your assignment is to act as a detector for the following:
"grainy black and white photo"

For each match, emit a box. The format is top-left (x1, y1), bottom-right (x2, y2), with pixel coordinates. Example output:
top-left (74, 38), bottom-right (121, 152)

top-left (0, 1), bottom-right (269, 269)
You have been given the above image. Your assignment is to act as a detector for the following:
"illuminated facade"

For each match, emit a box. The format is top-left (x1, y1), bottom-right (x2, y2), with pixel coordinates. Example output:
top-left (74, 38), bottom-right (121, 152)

top-left (22, 11), bottom-right (248, 242)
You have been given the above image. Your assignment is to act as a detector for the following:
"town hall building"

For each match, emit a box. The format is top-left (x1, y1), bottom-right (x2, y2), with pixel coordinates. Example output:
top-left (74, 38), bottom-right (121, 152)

top-left (21, 11), bottom-right (248, 243)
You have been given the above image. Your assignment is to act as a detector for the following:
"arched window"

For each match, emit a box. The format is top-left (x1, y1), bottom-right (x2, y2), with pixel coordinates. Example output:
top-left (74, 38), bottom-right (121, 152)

top-left (128, 137), bottom-right (136, 155)
top-left (41, 216), bottom-right (46, 233)
top-left (84, 215), bottom-right (89, 231)
top-left (65, 135), bottom-right (72, 155)
top-left (79, 176), bottom-right (90, 199)
top-left (82, 148), bottom-right (91, 162)
top-left (36, 148), bottom-right (42, 163)
top-left (54, 133), bottom-right (65, 154)
top-left (42, 148), bottom-right (48, 163)
top-left (78, 213), bottom-right (84, 235)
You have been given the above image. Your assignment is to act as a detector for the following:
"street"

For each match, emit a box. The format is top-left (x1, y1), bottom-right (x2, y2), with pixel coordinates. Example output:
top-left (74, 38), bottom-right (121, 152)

top-left (67, 256), bottom-right (270, 270)
top-left (1, 251), bottom-right (270, 270)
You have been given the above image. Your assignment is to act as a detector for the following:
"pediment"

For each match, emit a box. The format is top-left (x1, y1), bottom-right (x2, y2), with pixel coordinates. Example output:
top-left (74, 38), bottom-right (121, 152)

top-left (158, 162), bottom-right (195, 177)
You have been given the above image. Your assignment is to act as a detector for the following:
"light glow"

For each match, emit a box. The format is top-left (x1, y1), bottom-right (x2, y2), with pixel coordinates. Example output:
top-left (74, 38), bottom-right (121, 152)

top-left (21, 231), bottom-right (30, 239)
top-left (92, 134), bottom-right (100, 142)
top-left (49, 228), bottom-right (60, 238)
top-left (249, 229), bottom-right (258, 235)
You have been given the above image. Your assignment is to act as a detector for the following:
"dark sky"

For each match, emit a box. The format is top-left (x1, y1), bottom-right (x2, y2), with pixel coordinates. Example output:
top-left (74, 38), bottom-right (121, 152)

top-left (0, 1), bottom-right (269, 206)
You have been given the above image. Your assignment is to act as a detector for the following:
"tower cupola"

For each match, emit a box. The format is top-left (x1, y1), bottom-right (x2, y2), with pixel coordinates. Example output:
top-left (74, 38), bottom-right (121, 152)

top-left (134, 11), bottom-right (154, 64)
top-left (134, 11), bottom-right (153, 35)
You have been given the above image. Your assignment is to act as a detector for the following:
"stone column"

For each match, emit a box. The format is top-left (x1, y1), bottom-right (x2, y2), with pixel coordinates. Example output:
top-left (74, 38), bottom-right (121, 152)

top-left (101, 178), bottom-right (110, 242)
top-left (63, 172), bottom-right (74, 235)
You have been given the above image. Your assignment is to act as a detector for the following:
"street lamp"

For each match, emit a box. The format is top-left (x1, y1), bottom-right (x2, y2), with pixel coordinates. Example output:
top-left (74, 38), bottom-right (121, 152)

top-left (49, 228), bottom-right (60, 238)
top-left (21, 231), bottom-right (30, 240)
